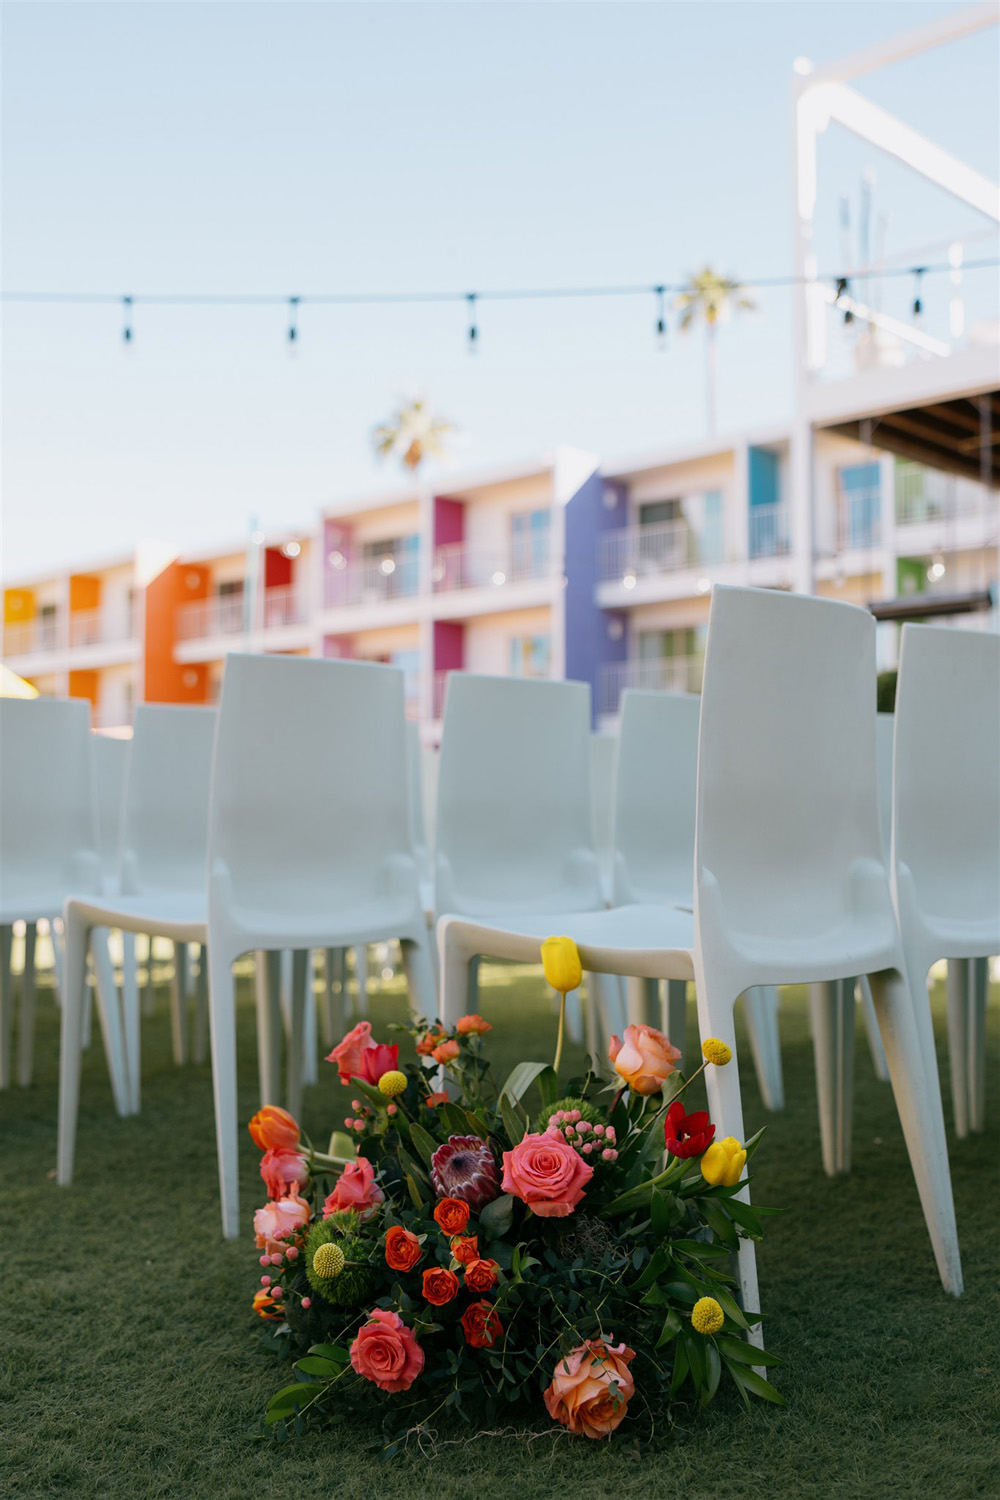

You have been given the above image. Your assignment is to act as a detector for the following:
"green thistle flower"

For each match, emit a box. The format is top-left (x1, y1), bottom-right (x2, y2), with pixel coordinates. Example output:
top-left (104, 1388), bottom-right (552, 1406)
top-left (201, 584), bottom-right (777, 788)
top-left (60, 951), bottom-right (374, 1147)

top-left (305, 1219), bottom-right (374, 1309)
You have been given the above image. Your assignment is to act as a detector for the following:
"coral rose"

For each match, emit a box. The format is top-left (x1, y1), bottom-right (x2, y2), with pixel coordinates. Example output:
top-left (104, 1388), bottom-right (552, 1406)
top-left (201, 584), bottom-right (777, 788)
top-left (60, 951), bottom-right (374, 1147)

top-left (464, 1257), bottom-right (499, 1294)
top-left (327, 1020), bottom-right (376, 1084)
top-left (248, 1104), bottom-right (300, 1153)
top-left (323, 1157), bottom-right (385, 1221)
top-left (260, 1147), bottom-right (309, 1201)
top-left (608, 1024), bottom-right (682, 1095)
top-left (544, 1339), bottom-right (636, 1438)
top-left (432, 1038), bottom-right (460, 1064)
top-left (358, 1042), bottom-right (399, 1086)
top-left (664, 1101), bottom-right (715, 1159)
top-left (456, 1014), bottom-right (492, 1036)
top-left (501, 1129), bottom-right (594, 1218)
top-left (450, 1234), bottom-right (478, 1267)
top-left (384, 1225), bottom-right (423, 1274)
top-left (422, 1266), bottom-right (460, 1305)
top-left (253, 1193), bottom-right (310, 1255)
top-left (433, 1197), bottom-right (471, 1235)
top-left (350, 1308), bottom-right (425, 1393)
top-left (424, 1091), bottom-right (450, 1108)
top-left (461, 1300), bottom-right (503, 1349)
top-left (416, 1027), bottom-right (446, 1057)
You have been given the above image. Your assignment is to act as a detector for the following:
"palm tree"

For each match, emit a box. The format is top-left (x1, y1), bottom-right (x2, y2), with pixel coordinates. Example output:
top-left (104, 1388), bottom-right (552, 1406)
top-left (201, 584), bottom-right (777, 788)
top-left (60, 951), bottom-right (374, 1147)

top-left (371, 397), bottom-right (456, 476)
top-left (674, 268), bottom-right (757, 436)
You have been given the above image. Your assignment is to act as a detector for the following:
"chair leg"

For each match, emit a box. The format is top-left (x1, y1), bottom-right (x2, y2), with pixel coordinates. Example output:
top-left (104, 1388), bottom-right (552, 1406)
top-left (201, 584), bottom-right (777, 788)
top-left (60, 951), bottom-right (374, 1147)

top-left (666, 980), bottom-right (687, 1061)
top-left (169, 941), bottom-right (189, 1066)
top-left (352, 945), bottom-right (369, 1017)
top-left (809, 979), bottom-right (855, 1177)
top-left (286, 950), bottom-right (308, 1121)
top-left (17, 921), bottom-right (38, 1088)
top-left (626, 976), bottom-right (656, 1028)
top-left (301, 952), bottom-right (318, 1089)
top-left (321, 948), bottom-right (345, 1050)
top-left (57, 910), bottom-right (91, 1186)
top-left (857, 975), bottom-right (889, 1082)
top-left (868, 965), bottom-right (963, 1296)
top-left (192, 944), bottom-right (209, 1067)
top-left (744, 987), bottom-right (784, 1112)
top-left (50, 918), bottom-right (65, 1003)
top-left (255, 951), bottom-right (283, 1107)
top-left (401, 931), bottom-right (438, 1017)
top-left (142, 934), bottom-right (156, 1017)
top-left (206, 945), bottom-right (241, 1240)
top-left (438, 922), bottom-right (475, 1030)
top-left (945, 959), bottom-right (970, 1141)
top-left (91, 929), bottom-right (130, 1119)
top-left (121, 931), bottom-right (141, 1114)
top-left (0, 923), bottom-right (13, 1089)
top-left (968, 958), bottom-right (988, 1134)
top-left (582, 973), bottom-right (600, 1066)
top-left (467, 955), bottom-right (480, 1014)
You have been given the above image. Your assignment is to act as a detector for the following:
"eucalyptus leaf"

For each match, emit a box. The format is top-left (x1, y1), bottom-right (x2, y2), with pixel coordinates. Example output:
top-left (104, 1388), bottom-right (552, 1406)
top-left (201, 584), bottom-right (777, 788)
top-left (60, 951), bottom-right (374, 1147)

top-left (478, 1193), bottom-right (515, 1239)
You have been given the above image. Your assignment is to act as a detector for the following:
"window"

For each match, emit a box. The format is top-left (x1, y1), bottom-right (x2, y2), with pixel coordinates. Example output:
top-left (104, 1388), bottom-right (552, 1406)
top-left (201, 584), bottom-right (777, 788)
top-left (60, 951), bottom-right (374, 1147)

top-left (635, 628), bottom-right (706, 692)
top-left (837, 463), bottom-right (881, 549)
top-left (361, 535), bottom-right (419, 596)
top-left (39, 603), bottom-right (58, 649)
top-left (510, 511), bottom-right (551, 579)
top-left (638, 499), bottom-right (682, 526)
top-left (510, 635), bottom-right (551, 678)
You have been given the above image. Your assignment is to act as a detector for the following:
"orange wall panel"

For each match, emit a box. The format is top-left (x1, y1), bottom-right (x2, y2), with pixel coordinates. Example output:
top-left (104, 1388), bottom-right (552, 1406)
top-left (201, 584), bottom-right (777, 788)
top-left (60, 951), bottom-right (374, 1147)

top-left (68, 669), bottom-right (99, 706)
top-left (69, 575), bottom-right (101, 612)
top-left (144, 561), bottom-right (211, 704)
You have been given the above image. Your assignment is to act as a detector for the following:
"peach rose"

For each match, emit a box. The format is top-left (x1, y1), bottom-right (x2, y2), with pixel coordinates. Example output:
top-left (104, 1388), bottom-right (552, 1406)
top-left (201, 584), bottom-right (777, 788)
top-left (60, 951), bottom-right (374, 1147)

top-left (323, 1158), bottom-right (385, 1221)
top-left (350, 1308), bottom-right (425, 1393)
top-left (260, 1147), bottom-right (309, 1201)
top-left (253, 1193), bottom-right (310, 1255)
top-left (248, 1104), bottom-right (300, 1153)
top-left (608, 1024), bottom-right (682, 1095)
top-left (464, 1257), bottom-right (499, 1294)
top-left (432, 1038), bottom-right (460, 1064)
top-left (544, 1339), bottom-right (636, 1438)
top-left (456, 1014), bottom-right (492, 1036)
top-left (501, 1129), bottom-right (594, 1218)
top-left (416, 1027), bottom-right (447, 1057)
top-left (326, 1021), bottom-right (377, 1085)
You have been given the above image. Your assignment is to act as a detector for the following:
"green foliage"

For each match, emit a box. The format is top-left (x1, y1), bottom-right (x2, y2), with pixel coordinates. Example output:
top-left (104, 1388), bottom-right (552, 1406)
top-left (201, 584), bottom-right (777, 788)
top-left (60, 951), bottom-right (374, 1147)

top-left (877, 670), bottom-right (898, 713)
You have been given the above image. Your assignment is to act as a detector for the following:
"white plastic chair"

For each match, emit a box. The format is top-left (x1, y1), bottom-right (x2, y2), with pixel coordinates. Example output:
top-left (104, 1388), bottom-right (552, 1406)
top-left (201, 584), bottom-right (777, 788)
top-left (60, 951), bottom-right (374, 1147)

top-left (613, 690), bottom-right (784, 1109)
top-left (590, 731), bottom-right (617, 903)
top-left (206, 653), bottom-right (436, 1239)
top-left (438, 586), bottom-right (963, 1316)
top-left (892, 623), bottom-right (999, 1140)
top-left (1, 698), bottom-right (128, 1110)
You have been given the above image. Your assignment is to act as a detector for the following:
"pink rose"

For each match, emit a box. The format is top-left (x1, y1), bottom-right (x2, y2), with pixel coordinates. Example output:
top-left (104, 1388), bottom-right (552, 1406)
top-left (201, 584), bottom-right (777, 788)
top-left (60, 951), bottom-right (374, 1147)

top-left (260, 1147), bottom-right (309, 1201)
top-left (326, 1021), bottom-right (374, 1085)
top-left (544, 1339), bottom-right (636, 1438)
top-left (501, 1128), bottom-right (594, 1218)
top-left (350, 1308), bottom-right (425, 1393)
top-left (323, 1157), bottom-right (385, 1221)
top-left (608, 1024), bottom-right (682, 1095)
top-left (253, 1193), bottom-right (310, 1256)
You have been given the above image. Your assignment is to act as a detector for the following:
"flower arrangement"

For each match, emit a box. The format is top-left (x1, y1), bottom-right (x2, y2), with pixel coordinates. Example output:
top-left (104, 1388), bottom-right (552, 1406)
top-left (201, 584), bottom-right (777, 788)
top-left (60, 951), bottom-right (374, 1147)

top-left (249, 939), bottom-right (782, 1448)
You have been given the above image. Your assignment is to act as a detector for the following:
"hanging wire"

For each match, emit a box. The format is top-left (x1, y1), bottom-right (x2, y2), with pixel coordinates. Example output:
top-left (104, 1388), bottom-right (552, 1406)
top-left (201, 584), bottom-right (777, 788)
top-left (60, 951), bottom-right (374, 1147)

top-left (911, 267), bottom-right (925, 319)
top-left (834, 277), bottom-right (853, 325)
top-left (654, 285), bottom-right (667, 347)
top-left (466, 292), bottom-right (478, 351)
top-left (287, 295), bottom-right (299, 344)
top-left (122, 295), bottom-right (133, 343)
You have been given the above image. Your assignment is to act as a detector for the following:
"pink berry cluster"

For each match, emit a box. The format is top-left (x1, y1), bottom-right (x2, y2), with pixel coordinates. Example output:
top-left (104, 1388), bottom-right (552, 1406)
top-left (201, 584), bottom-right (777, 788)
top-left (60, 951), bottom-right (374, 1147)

top-left (259, 1237), bottom-right (312, 1309)
top-left (548, 1109), bottom-right (619, 1163)
top-left (344, 1098), bottom-right (374, 1133)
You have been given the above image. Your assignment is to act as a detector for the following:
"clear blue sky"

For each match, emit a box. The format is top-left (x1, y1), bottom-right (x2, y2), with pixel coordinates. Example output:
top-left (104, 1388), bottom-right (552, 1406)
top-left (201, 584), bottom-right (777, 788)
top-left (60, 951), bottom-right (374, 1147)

top-left (2, 1), bottom-right (997, 577)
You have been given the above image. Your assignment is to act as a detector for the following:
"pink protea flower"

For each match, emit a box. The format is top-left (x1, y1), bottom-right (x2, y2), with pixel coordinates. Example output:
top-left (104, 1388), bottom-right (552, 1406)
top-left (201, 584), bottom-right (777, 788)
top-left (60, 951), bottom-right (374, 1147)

top-left (430, 1134), bottom-right (502, 1211)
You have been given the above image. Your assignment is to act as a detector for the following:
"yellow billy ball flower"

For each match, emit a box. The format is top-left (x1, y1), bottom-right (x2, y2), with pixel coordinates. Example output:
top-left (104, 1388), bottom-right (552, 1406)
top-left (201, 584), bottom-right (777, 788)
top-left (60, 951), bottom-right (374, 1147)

top-left (378, 1070), bottom-right (408, 1098)
top-left (312, 1242), bottom-right (346, 1280)
top-left (691, 1296), bottom-right (725, 1336)
top-left (541, 935), bottom-right (583, 994)
top-left (701, 1037), bottom-right (732, 1067)
top-left (700, 1136), bottom-right (747, 1187)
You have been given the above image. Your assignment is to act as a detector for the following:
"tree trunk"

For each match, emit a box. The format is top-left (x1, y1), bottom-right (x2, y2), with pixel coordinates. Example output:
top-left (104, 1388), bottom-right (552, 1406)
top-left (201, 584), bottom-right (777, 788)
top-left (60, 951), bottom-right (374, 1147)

top-left (705, 324), bottom-right (718, 437)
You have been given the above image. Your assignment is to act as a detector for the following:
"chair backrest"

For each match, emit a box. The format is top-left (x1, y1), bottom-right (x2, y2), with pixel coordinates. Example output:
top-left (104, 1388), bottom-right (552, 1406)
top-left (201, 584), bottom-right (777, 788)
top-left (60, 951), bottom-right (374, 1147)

top-left (695, 586), bottom-right (885, 944)
top-left (208, 654), bottom-right (415, 912)
top-left (875, 711), bottom-right (894, 862)
top-left (406, 720), bottom-right (431, 884)
top-left (893, 623), bottom-right (1000, 929)
top-left (92, 733), bottom-right (131, 890)
top-left (614, 690), bottom-right (700, 907)
top-left (121, 704), bottom-right (217, 894)
top-left (0, 697), bottom-right (97, 903)
top-left (435, 673), bottom-right (602, 916)
top-left (590, 732), bottom-right (617, 892)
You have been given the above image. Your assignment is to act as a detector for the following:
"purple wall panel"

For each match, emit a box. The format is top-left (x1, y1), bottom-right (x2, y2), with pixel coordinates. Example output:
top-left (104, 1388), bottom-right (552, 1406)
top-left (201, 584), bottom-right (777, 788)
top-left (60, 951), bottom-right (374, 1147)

top-left (563, 475), bottom-right (629, 725)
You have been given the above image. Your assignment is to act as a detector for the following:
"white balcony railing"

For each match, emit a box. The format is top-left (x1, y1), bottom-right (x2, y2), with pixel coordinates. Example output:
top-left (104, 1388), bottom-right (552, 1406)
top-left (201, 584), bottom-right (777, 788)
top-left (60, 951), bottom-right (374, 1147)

top-left (597, 656), bottom-right (704, 718)
top-left (2, 612), bottom-right (135, 657)
top-left (176, 593), bottom-right (246, 641)
top-left (748, 504), bottom-right (791, 560)
top-left (598, 520), bottom-right (697, 583)
top-left (432, 539), bottom-right (553, 592)
top-left (325, 552), bottom-right (421, 608)
top-left (261, 585), bottom-right (305, 629)
top-left (837, 488), bottom-right (882, 551)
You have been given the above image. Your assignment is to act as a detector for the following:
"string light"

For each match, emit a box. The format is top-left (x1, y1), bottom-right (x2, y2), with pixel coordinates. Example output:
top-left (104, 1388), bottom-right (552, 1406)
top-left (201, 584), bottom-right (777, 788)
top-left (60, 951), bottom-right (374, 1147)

top-left (287, 295), bottom-right (299, 344)
top-left (466, 293), bottom-right (478, 351)
top-left (655, 285), bottom-right (667, 347)
top-left (834, 277), bottom-right (853, 325)
top-left (912, 267), bottom-right (925, 319)
top-left (122, 295), bottom-right (133, 343)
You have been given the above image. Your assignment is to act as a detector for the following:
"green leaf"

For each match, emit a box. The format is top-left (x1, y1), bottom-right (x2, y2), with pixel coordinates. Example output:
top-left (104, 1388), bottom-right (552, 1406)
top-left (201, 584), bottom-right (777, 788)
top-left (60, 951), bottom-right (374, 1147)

top-left (396, 1144), bottom-right (430, 1184)
top-left (700, 1197), bottom-right (739, 1249)
top-left (718, 1336), bottom-right (782, 1368)
top-left (669, 1341), bottom-right (689, 1395)
top-left (307, 1344), bottom-right (349, 1364)
top-left (712, 1286), bottom-right (751, 1331)
top-left (500, 1092), bottom-right (527, 1146)
top-left (479, 1193), bottom-right (515, 1240)
top-left (294, 1356), bottom-right (337, 1378)
top-left (500, 1061), bottom-right (551, 1104)
top-left (407, 1122), bottom-right (439, 1168)
top-left (684, 1330), bottom-right (706, 1390)
top-left (655, 1309), bottom-right (683, 1349)
top-left (730, 1366), bottom-right (787, 1406)
top-left (702, 1340), bottom-right (722, 1406)
top-left (534, 1066), bottom-right (559, 1106)
top-left (650, 1187), bottom-right (673, 1237)
top-left (405, 1172), bottom-right (425, 1210)
top-left (743, 1125), bottom-right (767, 1161)
top-left (718, 1195), bottom-right (764, 1237)
top-left (327, 1130), bottom-right (356, 1160)
top-left (349, 1077), bottom-right (390, 1110)
top-left (265, 1384), bottom-right (319, 1424)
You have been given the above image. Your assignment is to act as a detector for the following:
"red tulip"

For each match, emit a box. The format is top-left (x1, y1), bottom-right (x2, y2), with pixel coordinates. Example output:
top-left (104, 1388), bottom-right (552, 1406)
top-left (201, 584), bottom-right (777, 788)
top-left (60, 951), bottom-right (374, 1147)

top-left (664, 1101), bottom-right (715, 1159)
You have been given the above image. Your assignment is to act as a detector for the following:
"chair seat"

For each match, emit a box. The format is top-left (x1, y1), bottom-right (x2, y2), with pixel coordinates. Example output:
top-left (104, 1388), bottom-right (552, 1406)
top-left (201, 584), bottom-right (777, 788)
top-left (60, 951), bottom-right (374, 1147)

top-left (218, 893), bottom-right (426, 954)
top-left (66, 890), bottom-right (207, 943)
top-left (440, 902), bottom-right (698, 982)
top-left (912, 912), bottom-right (1000, 964)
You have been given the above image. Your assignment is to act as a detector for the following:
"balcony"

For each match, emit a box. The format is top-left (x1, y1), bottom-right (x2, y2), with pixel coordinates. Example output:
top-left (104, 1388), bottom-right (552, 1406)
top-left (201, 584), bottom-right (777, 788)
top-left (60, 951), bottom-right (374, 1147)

top-left (836, 488), bottom-right (882, 551)
top-left (597, 656), bottom-right (704, 718)
top-left (432, 538), bottom-right (553, 592)
top-left (2, 611), bottom-right (136, 660)
top-left (598, 520), bottom-right (703, 583)
top-left (748, 504), bottom-right (791, 560)
top-left (325, 553), bottom-right (421, 609)
top-left (177, 593), bottom-right (246, 641)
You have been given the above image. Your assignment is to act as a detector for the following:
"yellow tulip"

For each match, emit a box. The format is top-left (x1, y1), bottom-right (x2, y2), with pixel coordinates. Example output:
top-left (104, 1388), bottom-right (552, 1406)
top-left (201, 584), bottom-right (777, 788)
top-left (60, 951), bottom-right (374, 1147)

top-left (700, 1136), bottom-right (747, 1187)
top-left (541, 935), bottom-right (583, 994)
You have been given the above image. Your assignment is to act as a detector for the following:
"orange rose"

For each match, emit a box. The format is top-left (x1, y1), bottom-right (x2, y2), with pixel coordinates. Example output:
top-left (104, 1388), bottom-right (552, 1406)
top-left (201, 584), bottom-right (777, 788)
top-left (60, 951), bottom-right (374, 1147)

top-left (461, 1300), bottom-right (503, 1349)
top-left (450, 1234), bottom-right (478, 1267)
top-left (608, 1024), bottom-right (682, 1095)
top-left (248, 1104), bottom-right (300, 1153)
top-left (464, 1257), bottom-right (499, 1294)
top-left (432, 1039), bottom-right (461, 1064)
top-left (433, 1197), bottom-right (471, 1235)
top-left (456, 1014), bottom-right (491, 1036)
top-left (416, 1028), bottom-right (446, 1057)
top-left (385, 1225), bottom-right (423, 1273)
top-left (252, 1288), bottom-right (283, 1321)
top-left (544, 1339), bottom-right (636, 1438)
top-left (424, 1091), bottom-right (450, 1108)
top-left (422, 1266), bottom-right (460, 1305)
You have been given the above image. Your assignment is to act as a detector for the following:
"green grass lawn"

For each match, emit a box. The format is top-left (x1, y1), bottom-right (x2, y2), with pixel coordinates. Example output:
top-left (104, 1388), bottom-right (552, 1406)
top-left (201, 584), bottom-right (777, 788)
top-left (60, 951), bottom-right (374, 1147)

top-left (1, 964), bottom-right (997, 1500)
